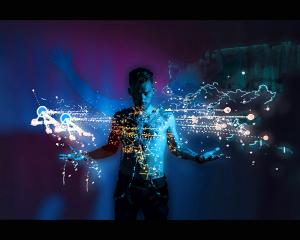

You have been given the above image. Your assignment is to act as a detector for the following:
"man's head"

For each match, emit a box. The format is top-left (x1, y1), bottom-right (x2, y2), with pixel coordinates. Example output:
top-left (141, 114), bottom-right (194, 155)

top-left (128, 67), bottom-right (155, 110)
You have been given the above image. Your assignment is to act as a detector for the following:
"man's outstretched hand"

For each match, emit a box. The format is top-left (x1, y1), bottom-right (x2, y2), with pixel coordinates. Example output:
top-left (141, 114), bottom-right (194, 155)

top-left (194, 154), bottom-right (221, 164)
top-left (194, 147), bottom-right (223, 164)
top-left (58, 151), bottom-right (87, 162)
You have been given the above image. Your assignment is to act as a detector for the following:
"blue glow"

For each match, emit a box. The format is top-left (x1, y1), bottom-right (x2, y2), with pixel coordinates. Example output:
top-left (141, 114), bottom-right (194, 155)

top-left (36, 106), bottom-right (48, 117)
top-left (60, 113), bottom-right (72, 124)
top-left (35, 195), bottom-right (64, 220)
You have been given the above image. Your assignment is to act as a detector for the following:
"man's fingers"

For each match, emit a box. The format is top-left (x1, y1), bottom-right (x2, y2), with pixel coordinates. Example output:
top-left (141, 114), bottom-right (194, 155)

top-left (58, 151), bottom-right (86, 162)
top-left (211, 153), bottom-right (224, 160)
top-left (206, 155), bottom-right (220, 161)
top-left (58, 153), bottom-right (74, 161)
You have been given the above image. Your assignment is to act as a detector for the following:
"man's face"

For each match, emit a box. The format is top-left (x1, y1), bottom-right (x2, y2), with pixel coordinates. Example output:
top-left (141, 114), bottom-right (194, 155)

top-left (129, 80), bottom-right (154, 110)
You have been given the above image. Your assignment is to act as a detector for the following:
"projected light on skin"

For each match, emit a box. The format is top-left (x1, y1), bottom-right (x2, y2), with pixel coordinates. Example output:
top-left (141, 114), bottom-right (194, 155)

top-left (41, 54), bottom-right (282, 193)
top-left (59, 146), bottom-right (101, 192)
top-left (31, 93), bottom-right (101, 191)
top-left (160, 81), bottom-right (280, 160)
top-left (32, 108), bottom-right (100, 191)
top-left (32, 79), bottom-right (286, 190)
top-left (32, 87), bottom-right (122, 190)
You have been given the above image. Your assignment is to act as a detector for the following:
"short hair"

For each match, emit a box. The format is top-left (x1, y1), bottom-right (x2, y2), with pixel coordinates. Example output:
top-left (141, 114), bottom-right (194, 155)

top-left (129, 67), bottom-right (153, 87)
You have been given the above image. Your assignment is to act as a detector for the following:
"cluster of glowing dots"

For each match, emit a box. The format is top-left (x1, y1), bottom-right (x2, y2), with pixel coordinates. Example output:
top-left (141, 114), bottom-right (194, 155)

top-left (31, 105), bottom-right (94, 142)
top-left (171, 102), bottom-right (273, 158)
top-left (177, 106), bottom-right (256, 137)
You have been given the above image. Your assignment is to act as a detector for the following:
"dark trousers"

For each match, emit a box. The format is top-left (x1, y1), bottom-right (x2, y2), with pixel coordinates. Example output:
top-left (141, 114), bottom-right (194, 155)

top-left (114, 173), bottom-right (169, 220)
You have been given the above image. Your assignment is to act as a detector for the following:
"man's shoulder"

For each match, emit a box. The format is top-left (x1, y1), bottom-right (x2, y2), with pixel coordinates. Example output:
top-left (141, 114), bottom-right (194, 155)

top-left (159, 108), bottom-right (175, 121)
top-left (160, 108), bottom-right (174, 117)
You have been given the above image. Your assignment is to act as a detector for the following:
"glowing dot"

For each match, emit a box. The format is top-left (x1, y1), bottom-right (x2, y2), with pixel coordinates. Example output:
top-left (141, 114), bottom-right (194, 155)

top-left (215, 124), bottom-right (222, 130)
top-left (32, 89), bottom-right (35, 92)
top-left (224, 107), bottom-right (231, 114)
top-left (60, 113), bottom-right (72, 124)
top-left (46, 128), bottom-right (52, 134)
top-left (265, 107), bottom-right (270, 111)
top-left (242, 71), bottom-right (246, 75)
top-left (68, 174), bottom-right (71, 178)
top-left (244, 130), bottom-right (251, 135)
top-left (69, 135), bottom-right (76, 141)
top-left (227, 75), bottom-right (230, 78)
top-left (275, 167), bottom-right (279, 171)
top-left (31, 118), bottom-right (39, 126)
top-left (226, 144), bottom-right (229, 147)
top-left (247, 113), bottom-right (255, 121)
top-left (249, 151), bottom-right (253, 154)
top-left (191, 115), bottom-right (198, 124)
top-left (37, 106), bottom-right (48, 117)
top-left (263, 135), bottom-right (269, 141)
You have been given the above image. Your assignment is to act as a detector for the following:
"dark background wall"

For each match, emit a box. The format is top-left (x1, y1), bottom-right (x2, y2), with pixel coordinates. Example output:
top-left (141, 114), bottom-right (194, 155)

top-left (0, 20), bottom-right (299, 219)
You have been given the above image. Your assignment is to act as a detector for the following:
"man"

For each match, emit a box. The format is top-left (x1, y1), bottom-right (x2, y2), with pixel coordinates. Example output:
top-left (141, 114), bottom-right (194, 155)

top-left (54, 55), bottom-right (220, 219)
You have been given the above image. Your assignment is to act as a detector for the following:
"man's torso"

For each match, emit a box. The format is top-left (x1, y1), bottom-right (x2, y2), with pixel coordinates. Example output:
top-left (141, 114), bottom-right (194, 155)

top-left (114, 107), bottom-right (172, 180)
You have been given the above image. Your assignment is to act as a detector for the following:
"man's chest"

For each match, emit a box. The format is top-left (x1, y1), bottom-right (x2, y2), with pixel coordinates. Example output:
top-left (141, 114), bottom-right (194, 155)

top-left (118, 113), bottom-right (169, 143)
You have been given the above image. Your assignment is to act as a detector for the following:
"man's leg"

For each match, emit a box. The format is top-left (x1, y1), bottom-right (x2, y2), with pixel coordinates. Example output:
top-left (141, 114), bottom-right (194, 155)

top-left (114, 174), bottom-right (139, 220)
top-left (141, 183), bottom-right (169, 220)
top-left (114, 196), bottom-right (139, 220)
